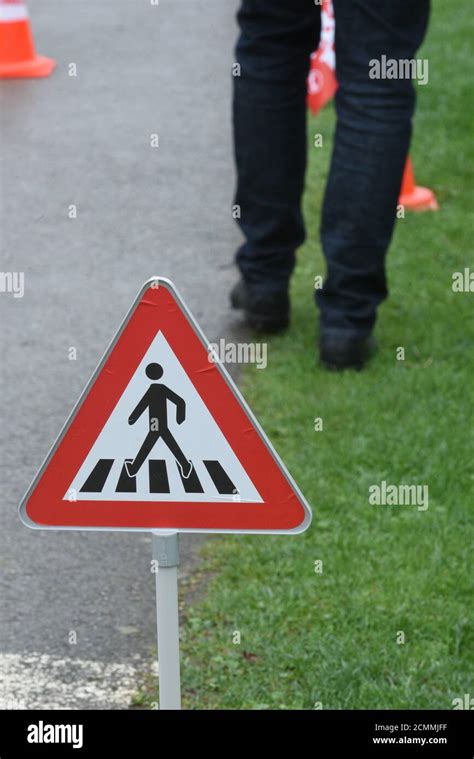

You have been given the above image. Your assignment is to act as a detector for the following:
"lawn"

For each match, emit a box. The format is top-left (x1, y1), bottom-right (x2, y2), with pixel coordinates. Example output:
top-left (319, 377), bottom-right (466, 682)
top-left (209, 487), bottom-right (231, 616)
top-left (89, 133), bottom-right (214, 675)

top-left (167, 0), bottom-right (474, 709)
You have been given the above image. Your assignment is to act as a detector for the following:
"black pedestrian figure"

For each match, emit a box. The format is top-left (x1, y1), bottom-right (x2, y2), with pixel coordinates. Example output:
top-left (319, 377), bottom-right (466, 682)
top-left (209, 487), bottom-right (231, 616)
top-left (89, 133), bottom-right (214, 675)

top-left (125, 363), bottom-right (192, 479)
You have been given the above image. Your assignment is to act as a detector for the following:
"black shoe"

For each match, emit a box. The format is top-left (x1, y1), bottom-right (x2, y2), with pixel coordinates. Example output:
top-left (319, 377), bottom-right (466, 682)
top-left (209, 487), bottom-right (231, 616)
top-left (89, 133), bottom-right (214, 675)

top-left (319, 333), bottom-right (377, 371)
top-left (230, 280), bottom-right (289, 333)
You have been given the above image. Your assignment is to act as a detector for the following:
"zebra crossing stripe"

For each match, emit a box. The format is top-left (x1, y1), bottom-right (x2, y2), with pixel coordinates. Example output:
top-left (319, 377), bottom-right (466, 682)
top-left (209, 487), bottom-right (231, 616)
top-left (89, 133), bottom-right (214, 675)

top-left (203, 460), bottom-right (236, 495)
top-left (177, 463), bottom-right (204, 494)
top-left (78, 458), bottom-right (239, 497)
top-left (79, 459), bottom-right (114, 493)
top-left (149, 460), bottom-right (170, 494)
top-left (116, 460), bottom-right (136, 493)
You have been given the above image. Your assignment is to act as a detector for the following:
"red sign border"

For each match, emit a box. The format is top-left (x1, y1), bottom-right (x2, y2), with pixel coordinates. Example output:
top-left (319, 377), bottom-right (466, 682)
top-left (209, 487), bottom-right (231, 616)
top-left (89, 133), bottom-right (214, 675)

top-left (19, 279), bottom-right (312, 534)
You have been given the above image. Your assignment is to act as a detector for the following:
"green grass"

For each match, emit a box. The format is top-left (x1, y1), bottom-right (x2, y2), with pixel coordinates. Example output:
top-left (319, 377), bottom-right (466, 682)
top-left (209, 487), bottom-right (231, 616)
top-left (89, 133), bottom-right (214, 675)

top-left (173, 0), bottom-right (474, 709)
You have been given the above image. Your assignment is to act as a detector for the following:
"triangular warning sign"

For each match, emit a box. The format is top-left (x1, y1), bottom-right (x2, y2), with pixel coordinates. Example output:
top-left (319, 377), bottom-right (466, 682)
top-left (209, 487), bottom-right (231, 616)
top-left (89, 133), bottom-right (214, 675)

top-left (20, 279), bottom-right (312, 534)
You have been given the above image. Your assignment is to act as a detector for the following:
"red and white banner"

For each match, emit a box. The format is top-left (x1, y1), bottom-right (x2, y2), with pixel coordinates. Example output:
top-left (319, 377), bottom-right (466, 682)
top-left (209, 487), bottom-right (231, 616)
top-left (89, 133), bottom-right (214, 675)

top-left (307, 0), bottom-right (337, 116)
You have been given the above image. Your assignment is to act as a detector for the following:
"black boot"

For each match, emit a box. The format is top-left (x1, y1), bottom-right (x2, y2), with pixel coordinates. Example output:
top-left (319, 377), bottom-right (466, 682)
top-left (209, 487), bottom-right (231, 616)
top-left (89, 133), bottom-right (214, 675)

top-left (230, 280), bottom-right (289, 333)
top-left (319, 333), bottom-right (377, 371)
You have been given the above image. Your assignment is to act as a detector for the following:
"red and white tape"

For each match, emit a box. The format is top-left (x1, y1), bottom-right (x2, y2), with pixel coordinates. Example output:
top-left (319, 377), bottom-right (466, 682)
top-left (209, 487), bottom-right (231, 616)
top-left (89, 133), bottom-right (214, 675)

top-left (319, 0), bottom-right (336, 71)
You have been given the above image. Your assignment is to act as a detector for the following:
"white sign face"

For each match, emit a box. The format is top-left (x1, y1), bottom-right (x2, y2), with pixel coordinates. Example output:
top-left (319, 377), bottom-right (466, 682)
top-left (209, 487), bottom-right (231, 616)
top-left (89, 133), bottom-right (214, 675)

top-left (66, 331), bottom-right (263, 505)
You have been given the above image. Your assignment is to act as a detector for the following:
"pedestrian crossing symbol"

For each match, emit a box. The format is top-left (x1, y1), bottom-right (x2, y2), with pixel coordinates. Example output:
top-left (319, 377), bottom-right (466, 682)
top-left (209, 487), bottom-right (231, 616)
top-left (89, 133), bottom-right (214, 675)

top-left (69, 332), bottom-right (262, 505)
top-left (20, 278), bottom-right (312, 534)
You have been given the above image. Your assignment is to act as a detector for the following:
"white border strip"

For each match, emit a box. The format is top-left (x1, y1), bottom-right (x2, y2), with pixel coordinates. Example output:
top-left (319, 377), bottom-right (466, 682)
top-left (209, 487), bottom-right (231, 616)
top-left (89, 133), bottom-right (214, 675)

top-left (0, 4), bottom-right (28, 22)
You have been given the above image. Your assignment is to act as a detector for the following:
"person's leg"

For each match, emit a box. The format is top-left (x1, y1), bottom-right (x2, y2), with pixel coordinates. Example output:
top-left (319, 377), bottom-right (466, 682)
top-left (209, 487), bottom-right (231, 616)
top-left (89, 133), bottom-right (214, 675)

top-left (126, 431), bottom-right (160, 477)
top-left (160, 430), bottom-right (192, 478)
top-left (233, 0), bottom-right (320, 294)
top-left (317, 0), bottom-right (430, 347)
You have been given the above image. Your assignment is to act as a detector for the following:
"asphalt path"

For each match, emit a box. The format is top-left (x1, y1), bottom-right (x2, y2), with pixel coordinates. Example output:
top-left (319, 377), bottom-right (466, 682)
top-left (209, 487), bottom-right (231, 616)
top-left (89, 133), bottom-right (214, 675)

top-left (0, 0), bottom-right (242, 708)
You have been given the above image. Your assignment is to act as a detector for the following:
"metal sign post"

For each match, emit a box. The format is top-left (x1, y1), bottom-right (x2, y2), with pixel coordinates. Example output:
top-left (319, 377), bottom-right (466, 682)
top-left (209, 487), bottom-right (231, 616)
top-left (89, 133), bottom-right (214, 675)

top-left (152, 531), bottom-right (181, 710)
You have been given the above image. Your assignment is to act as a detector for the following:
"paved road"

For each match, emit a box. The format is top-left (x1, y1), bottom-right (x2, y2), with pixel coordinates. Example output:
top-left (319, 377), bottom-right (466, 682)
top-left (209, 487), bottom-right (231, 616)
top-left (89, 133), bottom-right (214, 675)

top-left (0, 0), bottom-right (242, 708)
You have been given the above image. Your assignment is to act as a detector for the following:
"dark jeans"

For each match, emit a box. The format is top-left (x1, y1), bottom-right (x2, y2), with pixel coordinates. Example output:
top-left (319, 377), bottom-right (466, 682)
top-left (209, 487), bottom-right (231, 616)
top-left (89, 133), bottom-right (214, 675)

top-left (233, 0), bottom-right (430, 336)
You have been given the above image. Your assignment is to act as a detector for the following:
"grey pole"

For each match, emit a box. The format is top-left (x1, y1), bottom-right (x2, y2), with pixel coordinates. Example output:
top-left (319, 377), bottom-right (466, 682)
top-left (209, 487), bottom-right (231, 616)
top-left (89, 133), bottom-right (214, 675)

top-left (152, 531), bottom-right (181, 710)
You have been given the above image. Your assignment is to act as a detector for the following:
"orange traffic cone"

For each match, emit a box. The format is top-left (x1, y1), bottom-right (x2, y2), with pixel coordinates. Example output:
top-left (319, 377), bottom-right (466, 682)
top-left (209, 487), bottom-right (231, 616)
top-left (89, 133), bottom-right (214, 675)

top-left (398, 157), bottom-right (439, 212)
top-left (0, 0), bottom-right (55, 78)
